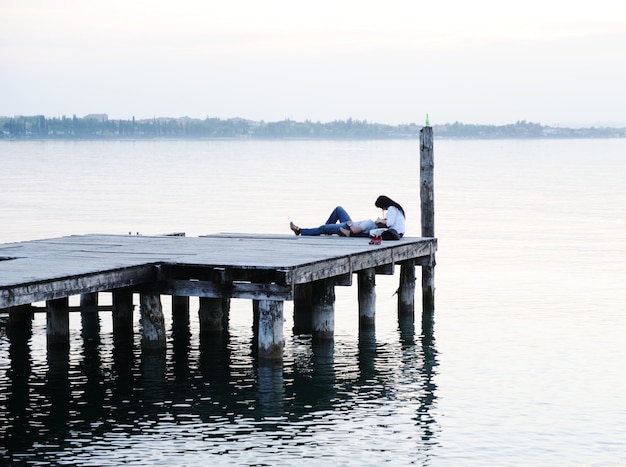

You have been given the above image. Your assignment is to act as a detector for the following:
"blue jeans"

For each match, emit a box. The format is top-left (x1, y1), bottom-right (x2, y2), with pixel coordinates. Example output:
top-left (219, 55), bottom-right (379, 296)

top-left (300, 206), bottom-right (352, 236)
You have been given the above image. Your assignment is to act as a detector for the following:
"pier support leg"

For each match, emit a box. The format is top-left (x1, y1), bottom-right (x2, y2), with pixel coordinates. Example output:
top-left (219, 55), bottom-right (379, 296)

top-left (358, 268), bottom-right (376, 329)
top-left (172, 295), bottom-right (189, 315)
top-left (140, 293), bottom-right (166, 350)
top-left (221, 298), bottom-right (231, 331)
top-left (47, 297), bottom-right (70, 348)
top-left (80, 292), bottom-right (98, 307)
top-left (398, 259), bottom-right (416, 317)
top-left (112, 288), bottom-right (134, 333)
top-left (422, 260), bottom-right (436, 333)
top-left (80, 292), bottom-right (100, 344)
top-left (253, 300), bottom-right (260, 339)
top-left (172, 295), bottom-right (190, 336)
top-left (8, 307), bottom-right (32, 411)
top-left (293, 283), bottom-right (313, 335)
top-left (198, 297), bottom-right (224, 337)
top-left (257, 300), bottom-right (284, 360)
top-left (312, 278), bottom-right (335, 340)
top-left (8, 305), bottom-right (33, 337)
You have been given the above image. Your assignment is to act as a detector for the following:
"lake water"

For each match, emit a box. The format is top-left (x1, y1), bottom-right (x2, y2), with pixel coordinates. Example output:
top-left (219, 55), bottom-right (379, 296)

top-left (1, 138), bottom-right (625, 465)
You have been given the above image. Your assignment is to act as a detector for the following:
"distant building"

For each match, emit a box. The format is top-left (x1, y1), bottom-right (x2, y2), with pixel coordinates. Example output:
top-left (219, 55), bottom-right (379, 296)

top-left (84, 114), bottom-right (108, 122)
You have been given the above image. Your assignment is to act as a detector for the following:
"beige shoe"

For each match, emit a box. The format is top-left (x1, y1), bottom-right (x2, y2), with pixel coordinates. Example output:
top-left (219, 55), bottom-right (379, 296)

top-left (290, 221), bottom-right (301, 235)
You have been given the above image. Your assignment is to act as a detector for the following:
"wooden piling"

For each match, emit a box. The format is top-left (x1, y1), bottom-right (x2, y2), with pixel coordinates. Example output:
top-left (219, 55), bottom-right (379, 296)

top-left (420, 126), bottom-right (436, 319)
top-left (80, 292), bottom-right (100, 342)
top-left (8, 305), bottom-right (33, 336)
top-left (112, 288), bottom-right (134, 332)
top-left (357, 268), bottom-right (376, 328)
top-left (46, 297), bottom-right (70, 348)
top-left (293, 283), bottom-right (313, 334)
top-left (221, 298), bottom-right (231, 330)
top-left (139, 293), bottom-right (166, 349)
top-left (172, 295), bottom-right (190, 337)
top-left (311, 278), bottom-right (335, 340)
top-left (398, 259), bottom-right (416, 316)
top-left (257, 300), bottom-right (284, 360)
top-left (80, 292), bottom-right (98, 308)
top-left (172, 295), bottom-right (189, 316)
top-left (198, 297), bottom-right (224, 336)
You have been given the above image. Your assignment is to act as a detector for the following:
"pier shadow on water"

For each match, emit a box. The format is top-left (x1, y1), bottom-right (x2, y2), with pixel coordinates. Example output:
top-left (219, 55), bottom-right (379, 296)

top-left (0, 308), bottom-right (439, 464)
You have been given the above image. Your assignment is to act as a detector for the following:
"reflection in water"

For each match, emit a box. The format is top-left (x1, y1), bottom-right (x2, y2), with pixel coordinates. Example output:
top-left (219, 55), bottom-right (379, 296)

top-left (4, 319), bottom-right (32, 456)
top-left (399, 312), bottom-right (439, 450)
top-left (42, 346), bottom-right (71, 449)
top-left (78, 311), bottom-right (105, 431)
top-left (256, 360), bottom-right (285, 418)
top-left (417, 330), bottom-right (438, 443)
top-left (358, 328), bottom-right (377, 383)
top-left (111, 328), bottom-right (135, 404)
top-left (0, 306), bottom-right (439, 465)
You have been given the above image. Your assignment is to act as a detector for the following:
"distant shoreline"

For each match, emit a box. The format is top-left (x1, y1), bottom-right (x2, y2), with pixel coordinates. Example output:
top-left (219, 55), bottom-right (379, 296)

top-left (2, 115), bottom-right (625, 140)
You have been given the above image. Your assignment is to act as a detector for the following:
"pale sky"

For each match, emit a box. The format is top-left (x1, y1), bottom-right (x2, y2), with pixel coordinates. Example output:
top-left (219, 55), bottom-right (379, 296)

top-left (2, 0), bottom-right (625, 126)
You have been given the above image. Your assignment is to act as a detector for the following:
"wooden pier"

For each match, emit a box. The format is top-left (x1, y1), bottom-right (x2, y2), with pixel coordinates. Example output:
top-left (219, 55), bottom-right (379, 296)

top-left (1, 127), bottom-right (436, 360)
top-left (1, 233), bottom-right (436, 358)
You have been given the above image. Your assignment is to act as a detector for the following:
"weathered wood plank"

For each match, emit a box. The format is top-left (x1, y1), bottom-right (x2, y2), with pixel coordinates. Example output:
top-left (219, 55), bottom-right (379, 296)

top-left (156, 279), bottom-right (293, 301)
top-left (1, 264), bottom-right (157, 308)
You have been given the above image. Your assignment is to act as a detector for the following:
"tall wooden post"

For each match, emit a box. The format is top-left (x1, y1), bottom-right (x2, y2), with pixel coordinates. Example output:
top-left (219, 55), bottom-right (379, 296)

top-left (357, 268), bottom-right (376, 328)
top-left (139, 293), bottom-right (166, 349)
top-left (47, 297), bottom-right (70, 348)
top-left (420, 126), bottom-right (436, 323)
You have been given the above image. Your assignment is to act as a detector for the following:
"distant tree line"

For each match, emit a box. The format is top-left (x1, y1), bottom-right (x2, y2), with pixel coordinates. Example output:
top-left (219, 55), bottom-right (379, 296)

top-left (2, 114), bottom-right (625, 139)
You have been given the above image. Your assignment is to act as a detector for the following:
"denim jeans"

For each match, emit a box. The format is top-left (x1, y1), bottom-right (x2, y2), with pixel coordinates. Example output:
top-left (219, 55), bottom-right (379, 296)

top-left (300, 206), bottom-right (352, 236)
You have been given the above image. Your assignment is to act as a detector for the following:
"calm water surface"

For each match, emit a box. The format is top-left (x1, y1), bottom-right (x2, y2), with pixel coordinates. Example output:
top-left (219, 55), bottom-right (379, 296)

top-left (1, 139), bottom-right (625, 465)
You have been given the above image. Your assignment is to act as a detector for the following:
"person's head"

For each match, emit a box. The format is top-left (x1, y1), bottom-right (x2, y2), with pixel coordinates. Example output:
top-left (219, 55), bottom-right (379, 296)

top-left (375, 195), bottom-right (405, 217)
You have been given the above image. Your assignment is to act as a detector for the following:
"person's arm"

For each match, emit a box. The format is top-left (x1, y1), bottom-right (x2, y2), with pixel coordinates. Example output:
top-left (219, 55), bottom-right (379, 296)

top-left (384, 207), bottom-right (398, 229)
top-left (375, 217), bottom-right (387, 227)
top-left (351, 224), bottom-right (364, 234)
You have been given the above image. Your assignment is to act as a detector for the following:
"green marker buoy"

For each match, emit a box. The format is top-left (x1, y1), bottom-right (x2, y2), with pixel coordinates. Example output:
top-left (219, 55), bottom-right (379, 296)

top-left (425, 114), bottom-right (430, 127)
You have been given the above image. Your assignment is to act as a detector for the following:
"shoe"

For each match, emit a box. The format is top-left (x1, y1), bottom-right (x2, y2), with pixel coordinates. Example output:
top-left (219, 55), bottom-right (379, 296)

top-left (369, 236), bottom-right (382, 245)
top-left (290, 221), bottom-right (301, 235)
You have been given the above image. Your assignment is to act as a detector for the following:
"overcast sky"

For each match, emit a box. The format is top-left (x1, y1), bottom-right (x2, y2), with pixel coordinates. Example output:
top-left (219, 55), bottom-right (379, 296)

top-left (2, 0), bottom-right (625, 126)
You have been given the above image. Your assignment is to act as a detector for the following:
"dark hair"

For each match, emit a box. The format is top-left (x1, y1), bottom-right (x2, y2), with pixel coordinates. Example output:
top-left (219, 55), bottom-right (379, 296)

top-left (375, 195), bottom-right (405, 217)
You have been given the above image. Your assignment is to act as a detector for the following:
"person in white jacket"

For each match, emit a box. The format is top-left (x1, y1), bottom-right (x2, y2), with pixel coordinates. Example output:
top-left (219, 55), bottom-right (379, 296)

top-left (373, 195), bottom-right (406, 240)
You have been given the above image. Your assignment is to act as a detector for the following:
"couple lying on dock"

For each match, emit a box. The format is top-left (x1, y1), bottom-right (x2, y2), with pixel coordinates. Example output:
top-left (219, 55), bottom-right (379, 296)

top-left (290, 195), bottom-right (406, 241)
